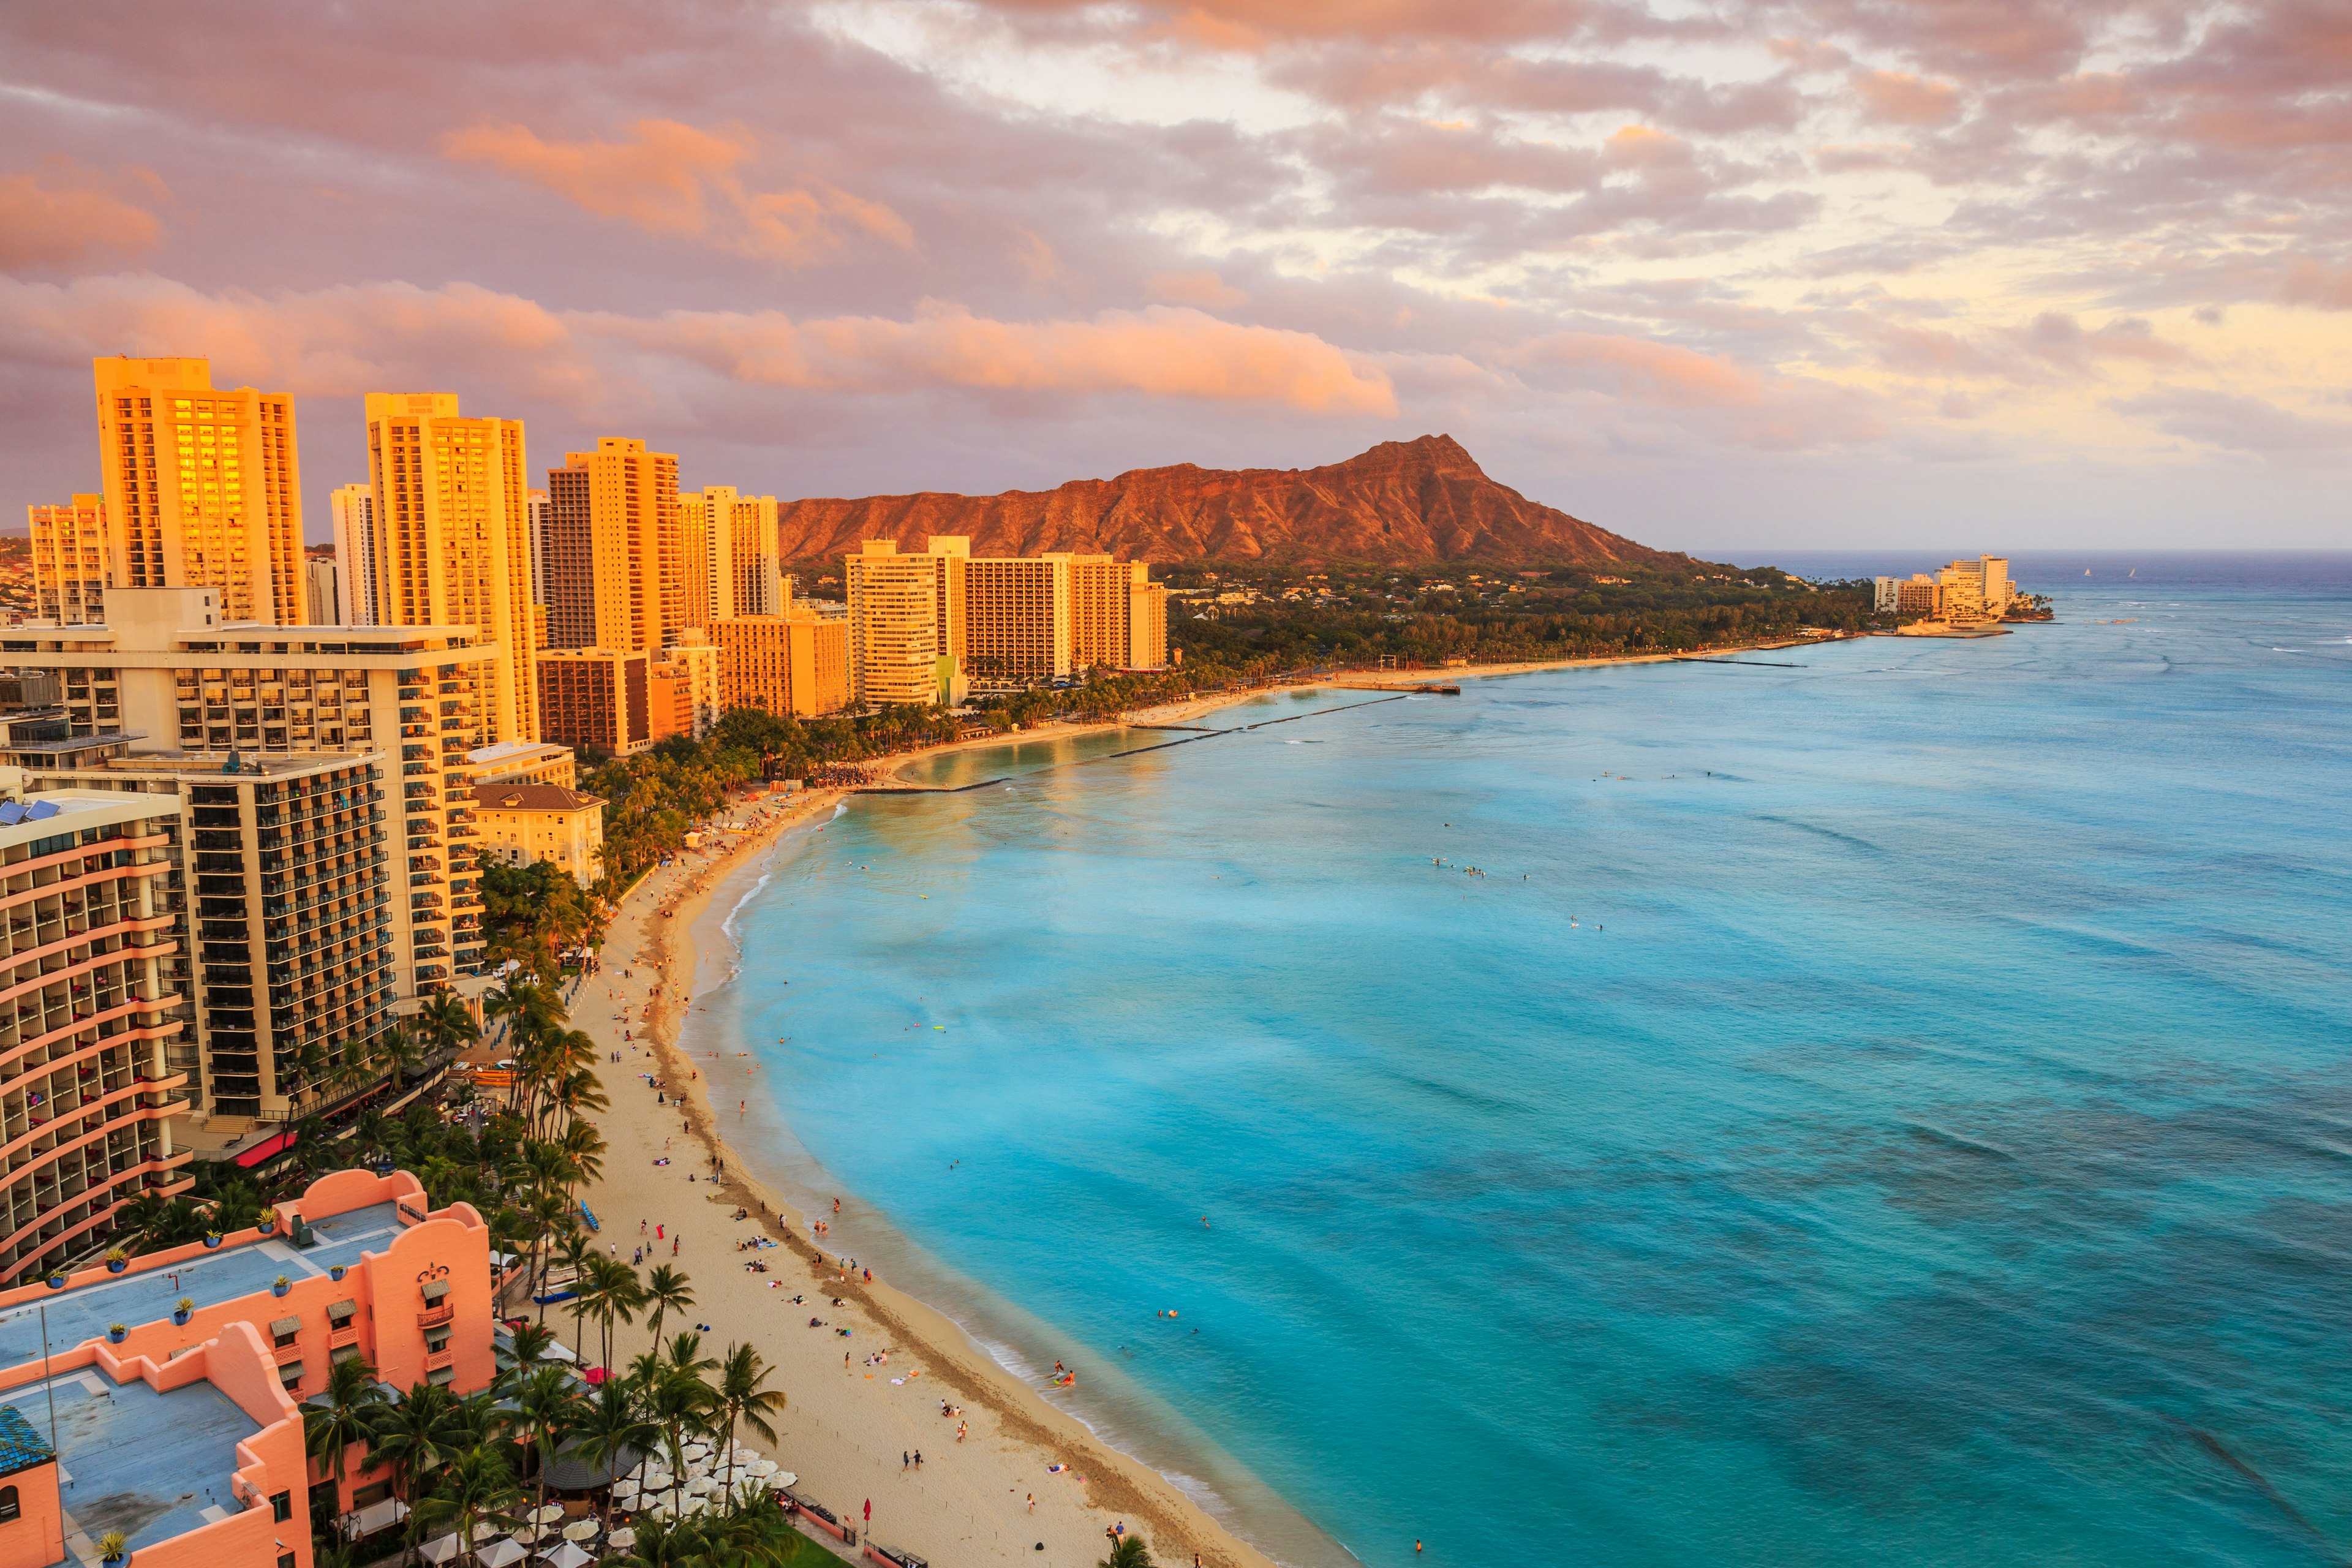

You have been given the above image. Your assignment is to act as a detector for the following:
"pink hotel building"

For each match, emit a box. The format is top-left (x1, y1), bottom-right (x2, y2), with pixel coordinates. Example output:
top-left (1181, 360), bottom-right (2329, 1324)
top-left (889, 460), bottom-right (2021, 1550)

top-left (0, 1169), bottom-right (500, 1568)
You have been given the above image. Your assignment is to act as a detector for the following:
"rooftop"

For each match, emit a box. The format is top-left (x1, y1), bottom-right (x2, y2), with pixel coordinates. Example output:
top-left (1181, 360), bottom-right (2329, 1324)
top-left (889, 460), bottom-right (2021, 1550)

top-left (34, 1370), bottom-right (259, 1552)
top-left (466, 740), bottom-right (570, 764)
top-left (462, 785), bottom-right (604, 812)
top-left (0, 1203), bottom-right (402, 1370)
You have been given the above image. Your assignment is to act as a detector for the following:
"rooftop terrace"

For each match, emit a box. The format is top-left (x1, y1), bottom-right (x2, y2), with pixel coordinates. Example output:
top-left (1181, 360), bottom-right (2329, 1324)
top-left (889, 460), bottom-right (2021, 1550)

top-left (31, 1370), bottom-right (259, 1556)
top-left (0, 1204), bottom-right (402, 1370)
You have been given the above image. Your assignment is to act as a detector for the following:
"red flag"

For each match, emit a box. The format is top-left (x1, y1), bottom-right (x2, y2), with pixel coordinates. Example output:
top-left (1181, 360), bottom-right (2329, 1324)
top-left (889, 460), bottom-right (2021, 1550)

top-left (864, 1499), bottom-right (872, 1523)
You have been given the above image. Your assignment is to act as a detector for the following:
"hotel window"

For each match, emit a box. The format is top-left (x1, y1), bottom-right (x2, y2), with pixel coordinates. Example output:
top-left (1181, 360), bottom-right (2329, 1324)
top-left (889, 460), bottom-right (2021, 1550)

top-left (0, 1487), bottom-right (16, 1522)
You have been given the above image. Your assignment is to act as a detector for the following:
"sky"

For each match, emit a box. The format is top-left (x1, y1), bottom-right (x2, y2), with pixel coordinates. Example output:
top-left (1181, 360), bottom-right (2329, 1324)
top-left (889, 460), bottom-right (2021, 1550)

top-left (2, 0), bottom-right (2347, 557)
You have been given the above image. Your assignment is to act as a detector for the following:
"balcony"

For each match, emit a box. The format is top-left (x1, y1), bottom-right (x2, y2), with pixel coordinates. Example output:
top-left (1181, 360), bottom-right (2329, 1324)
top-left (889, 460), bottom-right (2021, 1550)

top-left (417, 1303), bottom-right (454, 1329)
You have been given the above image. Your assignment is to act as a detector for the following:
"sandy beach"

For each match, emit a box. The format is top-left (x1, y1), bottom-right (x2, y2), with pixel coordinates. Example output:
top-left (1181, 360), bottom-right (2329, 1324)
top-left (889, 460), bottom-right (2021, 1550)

top-left (553, 788), bottom-right (1287, 1568)
top-left (541, 636), bottom-right (1843, 1568)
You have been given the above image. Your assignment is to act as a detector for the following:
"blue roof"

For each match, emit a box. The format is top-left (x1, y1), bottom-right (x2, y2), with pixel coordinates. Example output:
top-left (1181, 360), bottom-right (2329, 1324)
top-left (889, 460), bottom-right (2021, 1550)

top-left (44, 1368), bottom-right (260, 1551)
top-left (0, 1202), bottom-right (405, 1373)
top-left (0, 1404), bottom-right (52, 1477)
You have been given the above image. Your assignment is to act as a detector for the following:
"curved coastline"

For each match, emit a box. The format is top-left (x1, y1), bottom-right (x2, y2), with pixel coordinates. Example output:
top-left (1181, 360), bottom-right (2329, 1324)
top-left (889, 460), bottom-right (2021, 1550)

top-left (592, 774), bottom-right (1324, 1568)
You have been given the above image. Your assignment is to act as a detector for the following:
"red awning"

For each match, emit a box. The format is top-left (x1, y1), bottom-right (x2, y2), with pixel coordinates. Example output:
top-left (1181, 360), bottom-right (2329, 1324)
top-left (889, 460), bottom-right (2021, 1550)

top-left (233, 1128), bottom-right (296, 1167)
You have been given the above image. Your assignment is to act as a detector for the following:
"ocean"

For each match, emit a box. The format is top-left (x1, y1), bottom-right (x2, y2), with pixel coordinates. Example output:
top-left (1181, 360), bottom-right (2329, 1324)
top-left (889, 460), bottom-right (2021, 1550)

top-left (696, 553), bottom-right (2352, 1567)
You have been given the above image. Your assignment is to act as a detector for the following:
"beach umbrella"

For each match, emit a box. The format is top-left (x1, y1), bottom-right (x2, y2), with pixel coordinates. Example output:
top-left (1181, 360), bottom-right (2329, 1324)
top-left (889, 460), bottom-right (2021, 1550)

top-left (529, 1505), bottom-right (566, 1525)
top-left (606, 1530), bottom-right (636, 1551)
top-left (508, 1528), bottom-right (541, 1547)
top-left (420, 1535), bottom-right (465, 1565)
top-left (678, 1496), bottom-right (709, 1517)
top-left (475, 1541), bottom-right (527, 1568)
top-left (685, 1477), bottom-right (715, 1496)
top-left (560, 1521), bottom-right (600, 1544)
top-left (744, 1461), bottom-right (777, 1479)
top-left (540, 1544), bottom-right (595, 1568)
top-left (772, 1471), bottom-right (797, 1489)
top-left (681, 1444), bottom-right (710, 1461)
top-left (609, 1481), bottom-right (638, 1502)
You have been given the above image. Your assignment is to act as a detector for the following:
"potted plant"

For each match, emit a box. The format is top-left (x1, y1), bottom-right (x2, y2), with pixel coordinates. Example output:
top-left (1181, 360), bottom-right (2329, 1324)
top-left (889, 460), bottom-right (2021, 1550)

top-left (172, 1297), bottom-right (195, 1326)
top-left (45, 1273), bottom-right (66, 1290)
top-left (256, 1208), bottom-right (278, 1234)
top-left (271, 1275), bottom-right (292, 1298)
top-left (104, 1246), bottom-right (129, 1273)
top-left (328, 1264), bottom-right (347, 1281)
top-left (202, 1231), bottom-right (222, 1250)
top-left (106, 1324), bottom-right (127, 1344)
top-left (99, 1530), bottom-right (127, 1567)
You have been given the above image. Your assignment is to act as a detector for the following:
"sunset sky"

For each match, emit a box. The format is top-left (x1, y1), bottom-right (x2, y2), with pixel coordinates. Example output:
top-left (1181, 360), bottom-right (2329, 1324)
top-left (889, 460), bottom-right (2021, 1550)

top-left (3, 0), bottom-right (2347, 555)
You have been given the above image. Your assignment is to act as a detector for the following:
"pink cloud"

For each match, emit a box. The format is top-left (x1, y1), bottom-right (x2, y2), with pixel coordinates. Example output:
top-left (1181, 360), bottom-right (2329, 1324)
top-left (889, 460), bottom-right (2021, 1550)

top-left (0, 275), bottom-right (1391, 417)
top-left (0, 159), bottom-right (165, 271)
top-left (442, 118), bottom-right (913, 263)
top-left (1851, 70), bottom-right (1965, 126)
top-left (1147, 271), bottom-right (1251, 308)
top-left (2282, 257), bottom-right (2352, 309)
top-left (592, 301), bottom-right (1396, 413)
top-left (1499, 331), bottom-right (1885, 448)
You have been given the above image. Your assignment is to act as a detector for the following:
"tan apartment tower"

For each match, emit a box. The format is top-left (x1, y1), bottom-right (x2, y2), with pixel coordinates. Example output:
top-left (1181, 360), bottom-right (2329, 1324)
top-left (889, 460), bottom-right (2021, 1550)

top-left (361, 394), bottom-right (538, 745)
top-left (1066, 556), bottom-right (1169, 672)
top-left (92, 356), bottom-right (304, 625)
top-left (715, 595), bottom-right (851, 718)
top-left (28, 494), bottom-right (108, 625)
top-left (679, 486), bottom-right (786, 624)
top-left (330, 482), bottom-right (379, 627)
top-left (845, 538), bottom-right (966, 705)
top-left (966, 552), bottom-right (1072, 686)
top-left (542, 439), bottom-right (681, 655)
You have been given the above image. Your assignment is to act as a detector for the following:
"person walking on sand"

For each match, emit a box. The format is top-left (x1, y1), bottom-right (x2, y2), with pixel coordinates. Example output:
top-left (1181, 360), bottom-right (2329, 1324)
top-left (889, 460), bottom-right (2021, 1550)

top-left (1027, 1493), bottom-right (1035, 1513)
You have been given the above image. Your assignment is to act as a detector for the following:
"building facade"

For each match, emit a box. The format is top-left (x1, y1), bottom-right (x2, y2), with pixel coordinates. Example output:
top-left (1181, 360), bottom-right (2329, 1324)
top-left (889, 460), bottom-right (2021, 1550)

top-left (465, 739), bottom-right (576, 791)
top-left (535, 647), bottom-right (654, 755)
top-left (466, 783), bottom-right (605, 888)
top-left (304, 559), bottom-right (342, 627)
top-left (0, 786), bottom-right (192, 1284)
top-left (845, 540), bottom-right (963, 705)
top-left (543, 439), bottom-right (681, 655)
top-left (17, 589), bottom-right (495, 1003)
top-left (26, 496), bottom-right (107, 627)
top-left (715, 611), bottom-right (850, 718)
top-left (361, 394), bottom-right (538, 747)
top-left (92, 358), bottom-right (304, 627)
top-left (328, 484), bottom-right (377, 628)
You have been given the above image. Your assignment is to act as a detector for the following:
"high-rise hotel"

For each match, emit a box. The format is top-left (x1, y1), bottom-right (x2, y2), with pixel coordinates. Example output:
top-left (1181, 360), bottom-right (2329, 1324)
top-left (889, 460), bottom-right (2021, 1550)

top-left (845, 537), bottom-right (1169, 704)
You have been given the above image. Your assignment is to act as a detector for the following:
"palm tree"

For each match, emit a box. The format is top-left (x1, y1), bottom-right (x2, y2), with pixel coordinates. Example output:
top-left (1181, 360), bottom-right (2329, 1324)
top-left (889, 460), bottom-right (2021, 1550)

top-left (576, 1254), bottom-right (645, 1373)
top-left (603, 1513), bottom-right (710, 1568)
top-left (1099, 1535), bottom-right (1154, 1568)
top-left (711, 1343), bottom-right (786, 1506)
top-left (414, 1444), bottom-right (523, 1561)
top-left (572, 1379), bottom-right (659, 1531)
top-left (496, 1321), bottom-right (562, 1392)
top-left (640, 1362), bottom-right (716, 1512)
top-left (414, 993), bottom-right (480, 1069)
top-left (642, 1265), bottom-right (694, 1348)
top-left (504, 1363), bottom-right (584, 1523)
top-left (556, 1121), bottom-right (608, 1202)
top-left (303, 1355), bottom-right (390, 1520)
top-left (369, 1382), bottom-right (466, 1564)
top-left (546, 1229), bottom-right (595, 1333)
top-left (525, 1191), bottom-right (575, 1323)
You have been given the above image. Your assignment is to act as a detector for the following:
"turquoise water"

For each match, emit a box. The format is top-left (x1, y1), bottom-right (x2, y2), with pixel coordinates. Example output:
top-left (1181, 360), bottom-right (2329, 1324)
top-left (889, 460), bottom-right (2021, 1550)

top-left (712, 556), bottom-right (2352, 1567)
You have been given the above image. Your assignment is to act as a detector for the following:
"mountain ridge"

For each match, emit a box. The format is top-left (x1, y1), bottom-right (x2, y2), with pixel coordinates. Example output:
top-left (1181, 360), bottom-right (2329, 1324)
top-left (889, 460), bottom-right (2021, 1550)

top-left (774, 435), bottom-right (1685, 569)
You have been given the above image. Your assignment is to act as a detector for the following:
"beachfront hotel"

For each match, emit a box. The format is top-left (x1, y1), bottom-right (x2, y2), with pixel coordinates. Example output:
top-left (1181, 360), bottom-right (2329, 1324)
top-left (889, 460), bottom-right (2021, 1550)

top-left (7, 588), bottom-right (496, 1003)
top-left (1, 736), bottom-right (398, 1156)
top-left (845, 536), bottom-right (1171, 703)
top-left (88, 358), bottom-right (306, 629)
top-left (0, 1167), bottom-right (502, 1568)
top-left (462, 781), bottom-right (606, 889)
top-left (359, 394), bottom-right (540, 748)
top-left (1874, 556), bottom-right (2013, 624)
top-left (23, 497), bottom-right (107, 628)
top-left (0, 779), bottom-right (191, 1286)
top-left (714, 606), bottom-right (851, 719)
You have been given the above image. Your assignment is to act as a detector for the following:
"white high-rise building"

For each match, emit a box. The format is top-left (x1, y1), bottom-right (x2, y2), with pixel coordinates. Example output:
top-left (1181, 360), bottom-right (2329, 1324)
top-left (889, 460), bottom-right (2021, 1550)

top-left (330, 482), bottom-right (378, 627)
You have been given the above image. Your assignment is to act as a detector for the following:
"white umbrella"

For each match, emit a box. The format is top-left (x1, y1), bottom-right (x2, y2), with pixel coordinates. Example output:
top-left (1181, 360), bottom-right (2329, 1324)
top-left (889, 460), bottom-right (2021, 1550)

top-left (609, 1482), bottom-right (639, 1502)
top-left (540, 1544), bottom-right (595, 1568)
top-left (560, 1521), bottom-right (600, 1544)
top-left (606, 1529), bottom-right (636, 1551)
top-left (685, 1477), bottom-right (715, 1496)
top-left (772, 1471), bottom-right (797, 1489)
top-left (681, 1444), bottom-right (710, 1461)
top-left (529, 1506), bottom-right (566, 1525)
top-left (421, 1535), bottom-right (465, 1566)
top-left (677, 1495), bottom-right (709, 1517)
top-left (508, 1528), bottom-right (542, 1547)
top-left (744, 1461), bottom-right (777, 1479)
top-left (476, 1542), bottom-right (527, 1568)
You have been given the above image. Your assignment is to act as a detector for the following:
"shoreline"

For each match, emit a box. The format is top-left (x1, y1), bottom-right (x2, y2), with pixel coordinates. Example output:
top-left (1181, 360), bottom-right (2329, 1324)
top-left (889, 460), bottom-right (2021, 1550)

top-left (883, 633), bottom-right (1847, 785)
top-left (563, 789), bottom-right (1292, 1568)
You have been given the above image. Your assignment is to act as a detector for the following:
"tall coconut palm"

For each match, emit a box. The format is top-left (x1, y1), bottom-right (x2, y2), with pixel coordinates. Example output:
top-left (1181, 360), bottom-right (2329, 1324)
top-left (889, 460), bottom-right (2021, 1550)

top-left (573, 1379), bottom-right (659, 1531)
top-left (504, 1363), bottom-right (585, 1523)
top-left (414, 992), bottom-right (480, 1068)
top-left (711, 1343), bottom-right (786, 1507)
top-left (576, 1254), bottom-right (645, 1373)
top-left (303, 1354), bottom-right (390, 1519)
top-left (642, 1265), bottom-right (694, 1349)
top-left (369, 1381), bottom-right (466, 1564)
top-left (1099, 1533), bottom-right (1154, 1568)
top-left (415, 1443), bottom-right (523, 1561)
